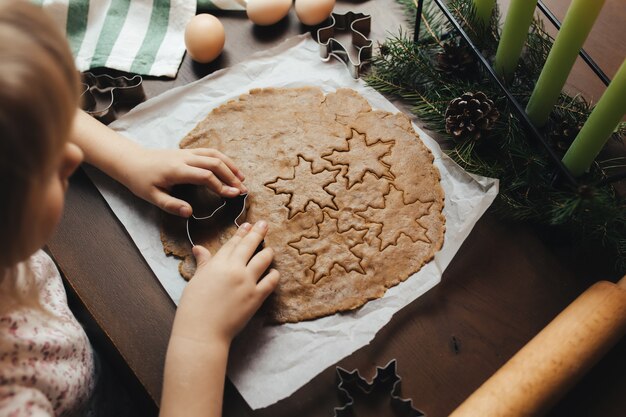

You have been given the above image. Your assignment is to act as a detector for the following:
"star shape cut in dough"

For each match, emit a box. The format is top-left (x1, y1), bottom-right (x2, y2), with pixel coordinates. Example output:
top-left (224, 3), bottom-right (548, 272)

top-left (323, 129), bottom-right (394, 188)
top-left (289, 213), bottom-right (367, 284)
top-left (358, 185), bottom-right (433, 250)
top-left (325, 171), bottom-right (390, 232)
top-left (265, 156), bottom-right (339, 219)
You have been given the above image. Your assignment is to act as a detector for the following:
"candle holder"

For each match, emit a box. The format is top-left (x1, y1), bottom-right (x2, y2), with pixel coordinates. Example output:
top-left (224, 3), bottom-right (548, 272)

top-left (367, 0), bottom-right (625, 271)
top-left (412, 0), bottom-right (611, 187)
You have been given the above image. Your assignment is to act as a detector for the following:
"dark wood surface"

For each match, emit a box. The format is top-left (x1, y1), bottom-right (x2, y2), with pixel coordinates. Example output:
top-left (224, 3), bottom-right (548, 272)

top-left (47, 1), bottom-right (626, 416)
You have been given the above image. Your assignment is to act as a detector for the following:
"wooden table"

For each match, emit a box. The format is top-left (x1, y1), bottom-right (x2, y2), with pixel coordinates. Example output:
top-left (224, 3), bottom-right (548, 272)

top-left (48, 1), bottom-right (626, 416)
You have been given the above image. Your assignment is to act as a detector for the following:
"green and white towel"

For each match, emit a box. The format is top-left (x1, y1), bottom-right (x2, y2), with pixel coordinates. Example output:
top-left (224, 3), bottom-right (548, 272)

top-left (35, 0), bottom-right (196, 77)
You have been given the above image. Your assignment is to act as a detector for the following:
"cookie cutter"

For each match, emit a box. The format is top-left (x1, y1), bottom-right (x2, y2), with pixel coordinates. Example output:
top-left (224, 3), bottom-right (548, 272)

top-left (316, 12), bottom-right (373, 79)
top-left (334, 359), bottom-right (425, 417)
top-left (186, 193), bottom-right (249, 247)
top-left (80, 72), bottom-right (145, 124)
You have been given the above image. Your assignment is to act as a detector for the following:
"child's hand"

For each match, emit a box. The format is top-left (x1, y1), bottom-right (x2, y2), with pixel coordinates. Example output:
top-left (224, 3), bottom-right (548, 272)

top-left (122, 148), bottom-right (248, 217)
top-left (71, 111), bottom-right (247, 217)
top-left (172, 221), bottom-right (279, 345)
top-left (161, 222), bottom-right (277, 417)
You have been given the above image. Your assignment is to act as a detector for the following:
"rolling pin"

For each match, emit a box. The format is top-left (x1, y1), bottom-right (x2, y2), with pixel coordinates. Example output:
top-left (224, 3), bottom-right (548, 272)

top-left (450, 275), bottom-right (626, 417)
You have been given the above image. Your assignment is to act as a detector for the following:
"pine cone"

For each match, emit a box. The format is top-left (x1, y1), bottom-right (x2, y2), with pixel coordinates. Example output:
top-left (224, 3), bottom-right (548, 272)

top-left (436, 40), bottom-right (476, 78)
top-left (445, 92), bottom-right (500, 141)
top-left (550, 120), bottom-right (582, 152)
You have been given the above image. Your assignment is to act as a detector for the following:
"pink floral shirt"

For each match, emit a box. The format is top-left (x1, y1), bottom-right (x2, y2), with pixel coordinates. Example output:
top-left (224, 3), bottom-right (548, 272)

top-left (0, 251), bottom-right (94, 416)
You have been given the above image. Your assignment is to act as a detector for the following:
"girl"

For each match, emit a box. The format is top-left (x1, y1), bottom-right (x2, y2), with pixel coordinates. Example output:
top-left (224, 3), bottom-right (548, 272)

top-left (0, 1), bottom-right (279, 416)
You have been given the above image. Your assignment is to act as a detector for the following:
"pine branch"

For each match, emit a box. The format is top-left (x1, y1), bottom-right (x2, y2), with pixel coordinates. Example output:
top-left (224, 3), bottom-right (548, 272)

top-left (367, 0), bottom-right (626, 272)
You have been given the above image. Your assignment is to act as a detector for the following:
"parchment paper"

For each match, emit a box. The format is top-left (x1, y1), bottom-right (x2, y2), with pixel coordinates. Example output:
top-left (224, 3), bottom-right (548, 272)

top-left (86, 35), bottom-right (498, 409)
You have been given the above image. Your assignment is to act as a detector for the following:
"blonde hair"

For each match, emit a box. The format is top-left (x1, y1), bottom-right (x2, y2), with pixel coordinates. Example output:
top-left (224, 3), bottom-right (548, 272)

top-left (0, 0), bottom-right (80, 268)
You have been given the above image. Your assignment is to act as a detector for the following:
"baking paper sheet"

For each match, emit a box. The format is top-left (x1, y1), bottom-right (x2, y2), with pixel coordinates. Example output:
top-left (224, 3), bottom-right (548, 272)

top-left (86, 35), bottom-right (498, 409)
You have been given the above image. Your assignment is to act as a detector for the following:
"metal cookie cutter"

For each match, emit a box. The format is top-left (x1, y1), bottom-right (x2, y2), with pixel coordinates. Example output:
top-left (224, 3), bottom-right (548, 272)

top-left (186, 193), bottom-right (249, 247)
top-left (80, 72), bottom-right (145, 124)
top-left (334, 359), bottom-right (425, 417)
top-left (316, 12), bottom-right (373, 79)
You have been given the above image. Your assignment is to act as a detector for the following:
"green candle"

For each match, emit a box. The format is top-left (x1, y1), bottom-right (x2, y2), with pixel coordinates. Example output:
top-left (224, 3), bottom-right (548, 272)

top-left (526, 0), bottom-right (605, 127)
top-left (473, 0), bottom-right (496, 28)
top-left (494, 0), bottom-right (538, 81)
top-left (562, 59), bottom-right (626, 177)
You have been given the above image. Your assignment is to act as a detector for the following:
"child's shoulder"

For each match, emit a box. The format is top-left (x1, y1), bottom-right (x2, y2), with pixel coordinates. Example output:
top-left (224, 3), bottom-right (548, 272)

top-left (0, 250), bottom-right (71, 329)
top-left (0, 250), bottom-right (65, 307)
top-left (0, 252), bottom-right (95, 416)
top-left (28, 250), bottom-right (71, 311)
top-left (27, 250), bottom-right (61, 282)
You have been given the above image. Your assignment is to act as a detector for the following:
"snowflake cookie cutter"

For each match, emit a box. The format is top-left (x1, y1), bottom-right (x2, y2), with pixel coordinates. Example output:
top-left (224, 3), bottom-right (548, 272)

top-left (186, 193), bottom-right (249, 247)
top-left (80, 72), bottom-right (145, 124)
top-left (316, 11), bottom-right (373, 79)
top-left (334, 359), bottom-right (425, 417)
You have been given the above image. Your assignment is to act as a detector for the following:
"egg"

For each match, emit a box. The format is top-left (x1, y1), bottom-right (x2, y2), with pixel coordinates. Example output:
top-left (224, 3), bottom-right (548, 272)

top-left (184, 14), bottom-right (225, 64)
top-left (295, 0), bottom-right (335, 26)
top-left (246, 0), bottom-right (292, 26)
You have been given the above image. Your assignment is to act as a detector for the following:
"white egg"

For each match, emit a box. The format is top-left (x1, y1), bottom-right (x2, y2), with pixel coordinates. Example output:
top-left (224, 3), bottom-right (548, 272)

top-left (184, 14), bottom-right (225, 64)
top-left (247, 0), bottom-right (292, 26)
top-left (295, 0), bottom-right (335, 26)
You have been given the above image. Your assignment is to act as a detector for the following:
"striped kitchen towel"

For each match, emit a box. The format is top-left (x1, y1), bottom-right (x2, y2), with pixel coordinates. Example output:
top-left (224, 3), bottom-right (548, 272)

top-left (35, 0), bottom-right (196, 77)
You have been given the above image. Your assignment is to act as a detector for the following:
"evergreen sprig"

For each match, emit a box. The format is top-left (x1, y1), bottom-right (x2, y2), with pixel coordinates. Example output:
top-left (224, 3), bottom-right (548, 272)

top-left (367, 0), bottom-right (626, 271)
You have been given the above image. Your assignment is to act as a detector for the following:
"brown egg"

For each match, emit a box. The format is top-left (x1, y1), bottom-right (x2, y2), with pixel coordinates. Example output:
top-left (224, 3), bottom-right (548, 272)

top-left (246, 0), bottom-right (292, 26)
top-left (184, 14), bottom-right (225, 64)
top-left (295, 0), bottom-right (335, 26)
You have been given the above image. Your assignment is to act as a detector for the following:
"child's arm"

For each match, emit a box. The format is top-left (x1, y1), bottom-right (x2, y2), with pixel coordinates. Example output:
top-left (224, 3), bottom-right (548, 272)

top-left (70, 109), bottom-right (248, 217)
top-left (159, 221), bottom-right (278, 417)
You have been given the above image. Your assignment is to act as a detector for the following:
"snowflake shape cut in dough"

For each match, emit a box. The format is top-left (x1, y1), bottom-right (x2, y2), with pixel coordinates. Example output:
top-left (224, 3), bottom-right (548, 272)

top-left (289, 212), bottom-right (367, 284)
top-left (323, 129), bottom-right (395, 188)
top-left (265, 156), bottom-right (340, 219)
top-left (358, 185), bottom-right (433, 250)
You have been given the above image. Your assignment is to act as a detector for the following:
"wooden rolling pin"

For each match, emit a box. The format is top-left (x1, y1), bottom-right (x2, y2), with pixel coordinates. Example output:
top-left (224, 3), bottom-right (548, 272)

top-left (450, 275), bottom-right (626, 417)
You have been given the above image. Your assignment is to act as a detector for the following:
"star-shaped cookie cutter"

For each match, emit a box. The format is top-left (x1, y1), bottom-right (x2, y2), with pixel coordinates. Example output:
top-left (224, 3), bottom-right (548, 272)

top-left (334, 359), bottom-right (425, 417)
top-left (316, 12), bottom-right (373, 79)
top-left (186, 193), bottom-right (249, 247)
top-left (80, 72), bottom-right (145, 124)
